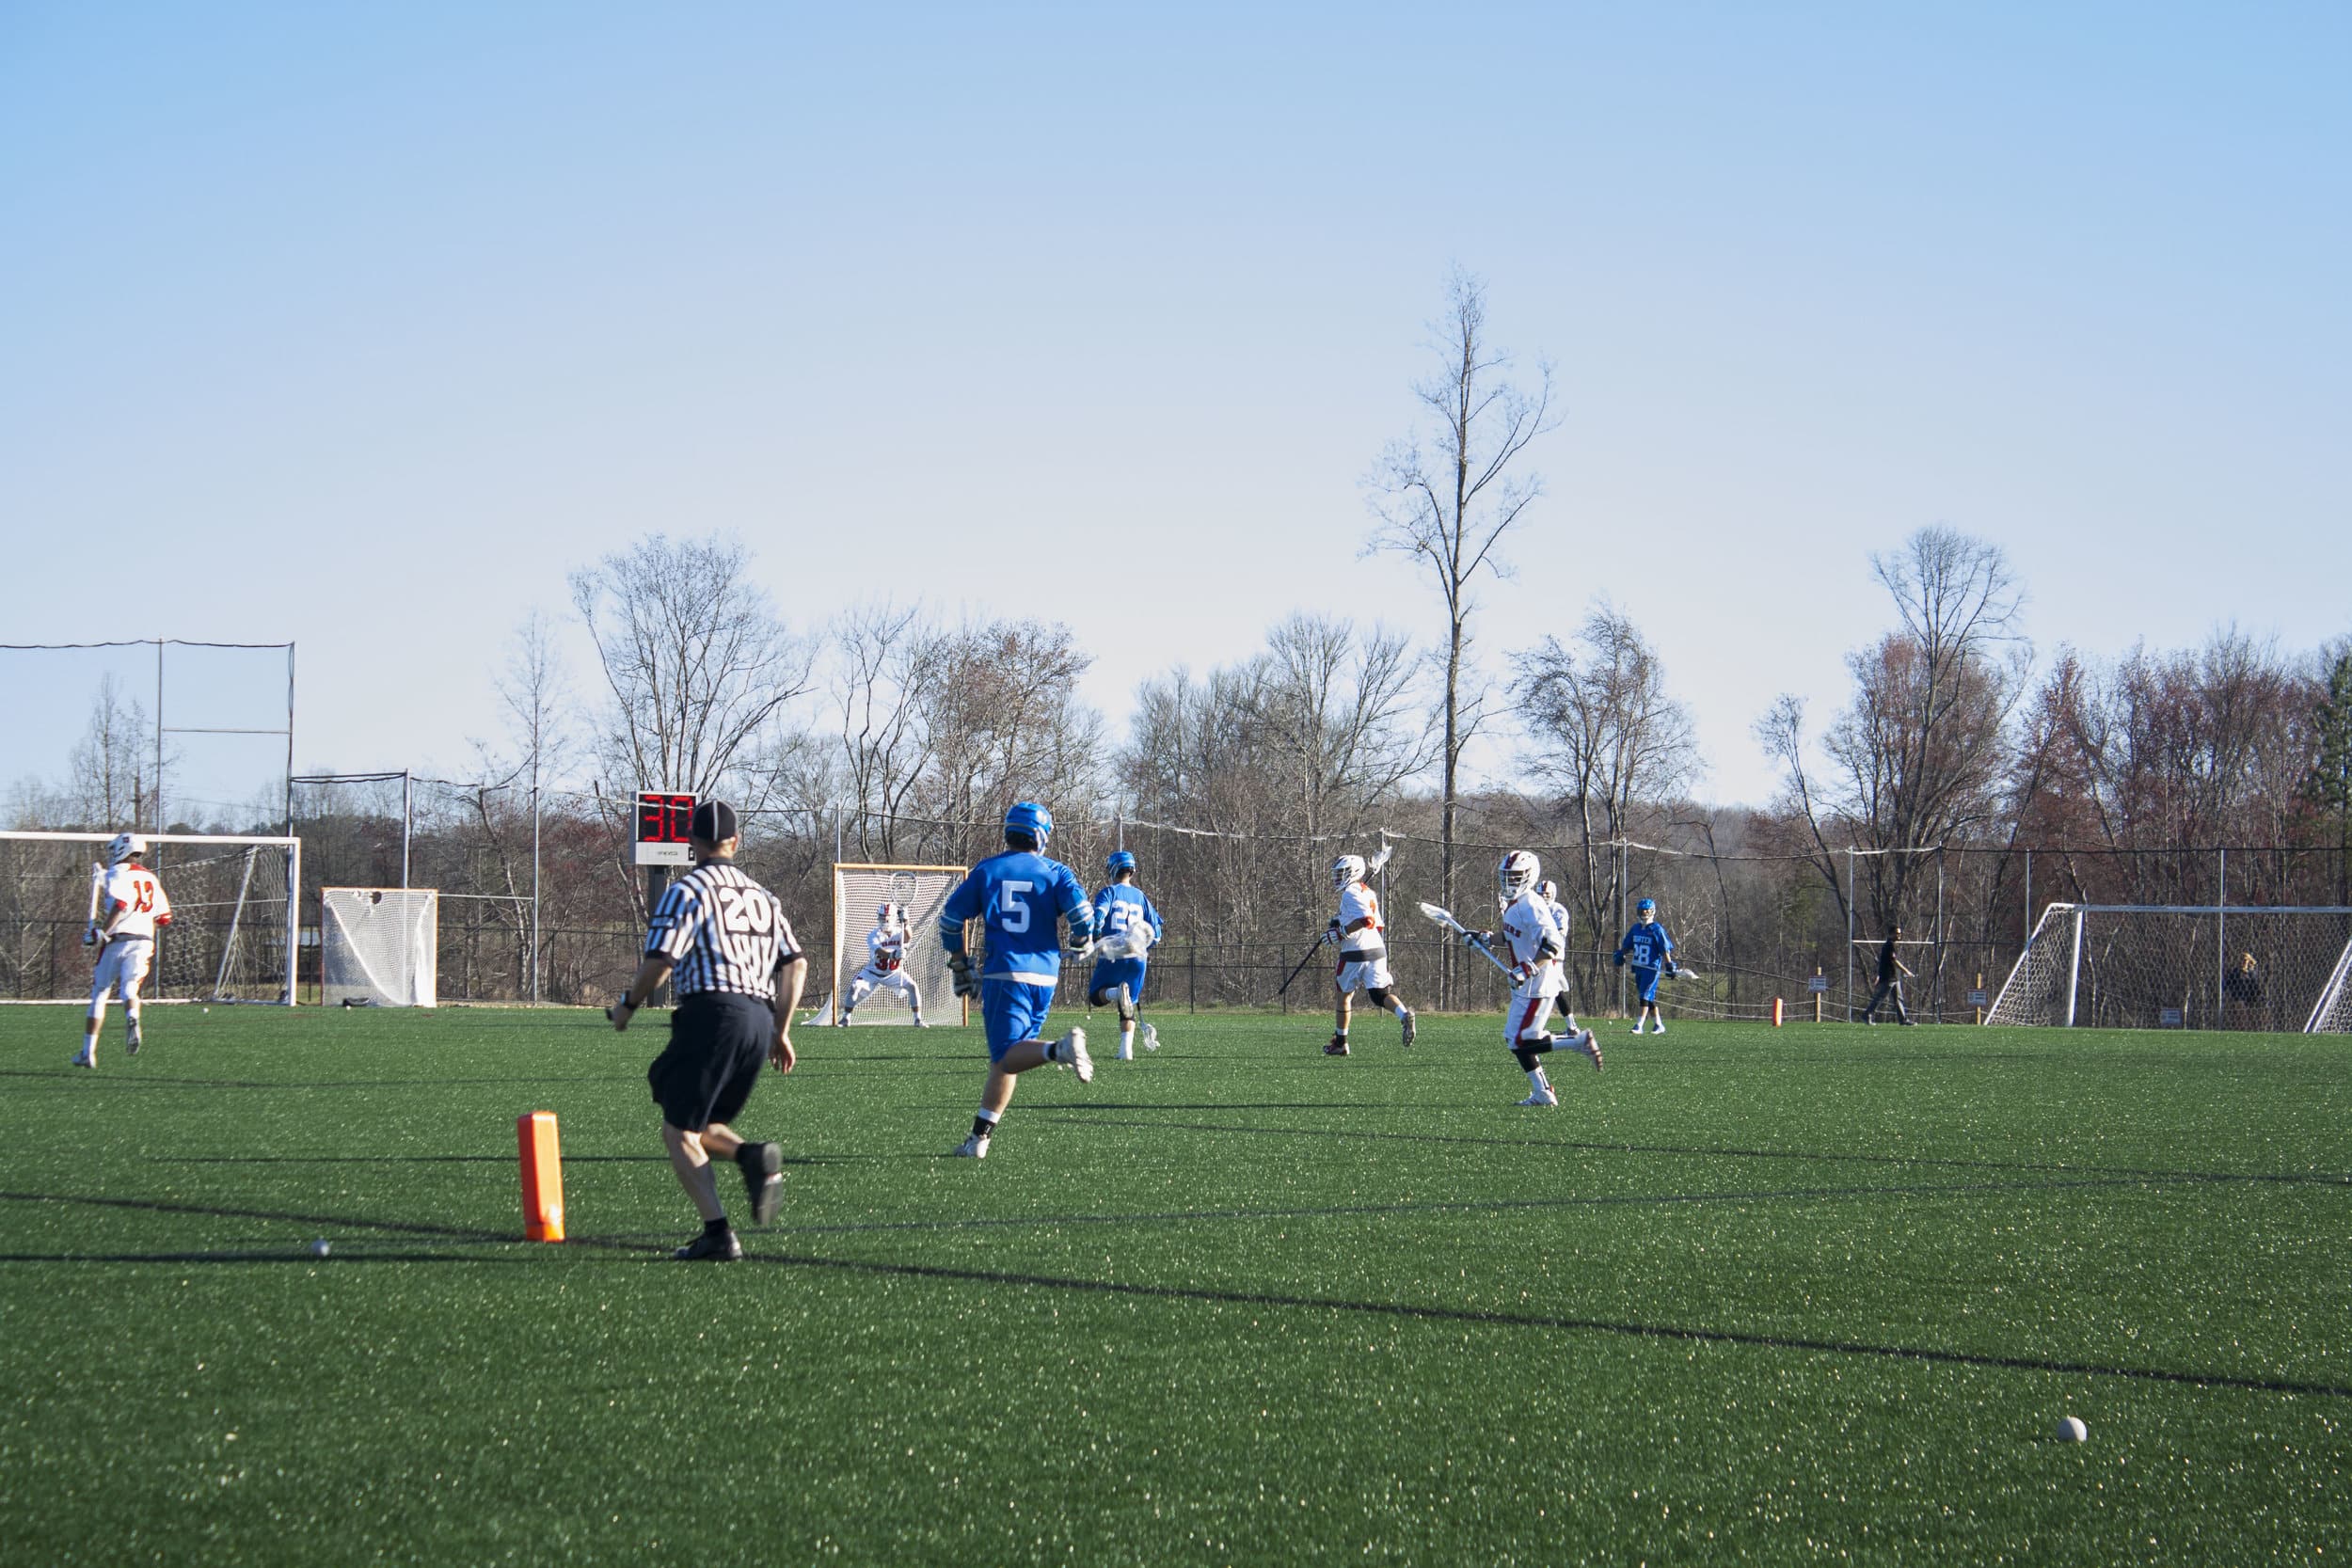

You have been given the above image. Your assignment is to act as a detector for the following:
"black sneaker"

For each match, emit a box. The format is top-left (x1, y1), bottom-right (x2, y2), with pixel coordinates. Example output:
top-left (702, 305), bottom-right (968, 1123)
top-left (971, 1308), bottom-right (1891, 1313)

top-left (125, 1026), bottom-right (141, 1057)
top-left (1325, 1039), bottom-right (1350, 1056)
top-left (673, 1228), bottom-right (742, 1261)
top-left (739, 1142), bottom-right (783, 1226)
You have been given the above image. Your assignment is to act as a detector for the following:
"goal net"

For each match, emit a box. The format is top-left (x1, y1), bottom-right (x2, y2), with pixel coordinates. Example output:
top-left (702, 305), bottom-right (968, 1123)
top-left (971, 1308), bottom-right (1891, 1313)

top-left (1986, 903), bottom-right (2352, 1032)
top-left (0, 831), bottom-right (299, 1004)
top-left (810, 863), bottom-right (967, 1025)
top-left (322, 888), bottom-right (438, 1007)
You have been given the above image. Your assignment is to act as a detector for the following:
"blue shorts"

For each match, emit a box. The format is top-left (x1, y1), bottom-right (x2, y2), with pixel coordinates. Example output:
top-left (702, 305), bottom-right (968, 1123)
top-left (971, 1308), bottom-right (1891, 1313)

top-left (980, 977), bottom-right (1056, 1064)
top-left (1088, 957), bottom-right (1148, 1006)
top-left (1631, 965), bottom-right (1662, 1004)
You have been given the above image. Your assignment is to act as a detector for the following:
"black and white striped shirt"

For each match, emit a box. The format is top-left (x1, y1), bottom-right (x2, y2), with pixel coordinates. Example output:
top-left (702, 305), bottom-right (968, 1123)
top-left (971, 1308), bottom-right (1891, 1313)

top-left (644, 862), bottom-right (802, 1001)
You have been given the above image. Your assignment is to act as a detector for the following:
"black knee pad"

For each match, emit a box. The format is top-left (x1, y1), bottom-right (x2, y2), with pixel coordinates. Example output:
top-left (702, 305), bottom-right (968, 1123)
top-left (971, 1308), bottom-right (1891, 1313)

top-left (1511, 1045), bottom-right (1543, 1072)
top-left (1366, 987), bottom-right (1394, 1010)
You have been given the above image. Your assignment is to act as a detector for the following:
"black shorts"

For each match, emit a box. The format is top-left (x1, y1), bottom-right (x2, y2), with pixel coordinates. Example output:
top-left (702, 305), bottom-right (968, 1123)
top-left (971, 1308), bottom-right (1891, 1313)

top-left (647, 991), bottom-right (774, 1132)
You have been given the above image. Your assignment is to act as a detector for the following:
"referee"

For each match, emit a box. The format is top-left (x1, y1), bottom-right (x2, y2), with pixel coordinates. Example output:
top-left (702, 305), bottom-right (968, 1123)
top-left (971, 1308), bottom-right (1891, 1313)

top-left (609, 800), bottom-right (806, 1260)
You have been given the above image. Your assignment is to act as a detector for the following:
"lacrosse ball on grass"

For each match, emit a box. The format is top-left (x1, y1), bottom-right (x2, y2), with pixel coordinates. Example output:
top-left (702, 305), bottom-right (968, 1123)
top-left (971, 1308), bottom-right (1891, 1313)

top-left (2055, 1416), bottom-right (2087, 1442)
top-left (310, 1239), bottom-right (331, 1259)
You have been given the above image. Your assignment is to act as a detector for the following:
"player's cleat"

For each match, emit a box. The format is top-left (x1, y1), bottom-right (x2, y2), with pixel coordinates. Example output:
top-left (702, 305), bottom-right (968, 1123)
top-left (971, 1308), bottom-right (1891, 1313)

top-left (739, 1141), bottom-right (783, 1226)
top-left (953, 1133), bottom-right (991, 1160)
top-left (835, 1014), bottom-right (854, 1028)
top-left (1573, 1029), bottom-right (1604, 1071)
top-left (1325, 1038), bottom-right (1351, 1056)
top-left (1629, 1022), bottom-right (1645, 1034)
top-left (1060, 1028), bottom-right (1093, 1084)
top-left (1651, 1024), bottom-right (1666, 1036)
top-left (125, 1026), bottom-right (141, 1056)
top-left (1518, 1087), bottom-right (1559, 1108)
top-left (1139, 1022), bottom-right (1159, 1052)
top-left (1399, 1009), bottom-right (1417, 1047)
top-left (913, 1017), bottom-right (929, 1029)
top-left (70, 1049), bottom-right (96, 1069)
top-left (673, 1228), bottom-right (742, 1261)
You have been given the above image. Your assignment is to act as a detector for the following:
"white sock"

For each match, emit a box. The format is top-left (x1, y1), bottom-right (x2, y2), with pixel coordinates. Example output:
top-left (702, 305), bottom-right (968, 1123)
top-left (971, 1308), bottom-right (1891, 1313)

top-left (1120, 1026), bottom-right (1135, 1050)
top-left (1526, 1068), bottom-right (1550, 1092)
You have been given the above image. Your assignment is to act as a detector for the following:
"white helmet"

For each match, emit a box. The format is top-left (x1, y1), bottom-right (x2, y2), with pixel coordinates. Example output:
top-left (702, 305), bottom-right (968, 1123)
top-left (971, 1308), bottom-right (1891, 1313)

top-left (1498, 849), bottom-right (1541, 903)
top-left (877, 902), bottom-right (904, 928)
top-left (106, 833), bottom-right (146, 866)
top-left (1331, 854), bottom-right (1366, 891)
top-left (1537, 879), bottom-right (1558, 902)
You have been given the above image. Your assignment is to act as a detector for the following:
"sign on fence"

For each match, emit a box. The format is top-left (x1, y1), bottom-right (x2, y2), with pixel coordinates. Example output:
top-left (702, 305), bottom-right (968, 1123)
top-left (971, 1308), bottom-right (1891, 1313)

top-left (1806, 975), bottom-right (1832, 993)
top-left (2159, 1006), bottom-right (2185, 1027)
top-left (1965, 989), bottom-right (1989, 1006)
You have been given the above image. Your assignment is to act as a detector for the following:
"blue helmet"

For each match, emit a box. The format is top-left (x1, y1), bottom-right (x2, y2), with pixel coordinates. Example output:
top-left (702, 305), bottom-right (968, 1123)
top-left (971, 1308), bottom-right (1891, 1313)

top-left (1106, 849), bottom-right (1136, 875)
top-left (1004, 800), bottom-right (1054, 847)
top-left (1636, 897), bottom-right (1656, 920)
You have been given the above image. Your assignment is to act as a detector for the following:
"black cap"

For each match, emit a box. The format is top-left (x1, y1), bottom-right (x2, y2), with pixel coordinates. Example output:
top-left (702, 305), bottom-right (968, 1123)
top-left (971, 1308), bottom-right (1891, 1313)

top-left (691, 800), bottom-right (738, 844)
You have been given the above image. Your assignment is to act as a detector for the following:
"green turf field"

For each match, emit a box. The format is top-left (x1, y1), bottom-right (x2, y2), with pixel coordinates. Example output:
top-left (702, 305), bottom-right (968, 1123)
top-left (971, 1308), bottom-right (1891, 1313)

top-left (1, 1004), bottom-right (2345, 1563)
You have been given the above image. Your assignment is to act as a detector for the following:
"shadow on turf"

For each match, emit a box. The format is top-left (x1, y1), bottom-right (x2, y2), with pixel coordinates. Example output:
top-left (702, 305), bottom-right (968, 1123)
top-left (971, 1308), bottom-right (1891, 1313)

top-left (1044, 1110), bottom-right (2352, 1188)
top-left (8, 1188), bottom-right (2346, 1402)
top-left (0, 1068), bottom-right (617, 1091)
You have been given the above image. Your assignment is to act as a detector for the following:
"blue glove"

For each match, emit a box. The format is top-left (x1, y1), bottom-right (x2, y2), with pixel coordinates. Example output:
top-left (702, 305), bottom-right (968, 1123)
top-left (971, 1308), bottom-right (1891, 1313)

top-left (1613, 953), bottom-right (1626, 969)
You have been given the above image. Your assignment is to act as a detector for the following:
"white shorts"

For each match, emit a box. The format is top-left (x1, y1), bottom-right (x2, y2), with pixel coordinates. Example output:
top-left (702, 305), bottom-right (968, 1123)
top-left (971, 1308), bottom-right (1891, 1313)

top-left (1503, 990), bottom-right (1563, 1043)
top-left (1334, 955), bottom-right (1393, 994)
top-left (90, 938), bottom-right (154, 1004)
top-left (850, 966), bottom-right (920, 1001)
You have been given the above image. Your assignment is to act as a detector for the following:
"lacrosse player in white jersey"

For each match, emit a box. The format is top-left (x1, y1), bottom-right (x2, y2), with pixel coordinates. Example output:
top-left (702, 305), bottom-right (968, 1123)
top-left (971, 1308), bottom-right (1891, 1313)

top-left (1536, 878), bottom-right (1586, 1037)
top-left (1323, 846), bottom-right (1415, 1055)
top-left (836, 902), bottom-right (927, 1026)
top-left (1461, 851), bottom-right (1600, 1105)
top-left (75, 833), bottom-right (172, 1068)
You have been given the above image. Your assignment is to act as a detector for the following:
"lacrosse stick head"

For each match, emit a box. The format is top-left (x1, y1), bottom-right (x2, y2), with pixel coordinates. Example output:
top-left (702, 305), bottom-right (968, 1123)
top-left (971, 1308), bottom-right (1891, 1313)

top-left (1417, 900), bottom-right (1463, 932)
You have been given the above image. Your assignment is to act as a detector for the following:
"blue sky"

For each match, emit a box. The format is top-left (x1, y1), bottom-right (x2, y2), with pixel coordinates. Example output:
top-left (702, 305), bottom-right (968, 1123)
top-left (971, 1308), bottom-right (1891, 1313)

top-left (5, 2), bottom-right (2346, 818)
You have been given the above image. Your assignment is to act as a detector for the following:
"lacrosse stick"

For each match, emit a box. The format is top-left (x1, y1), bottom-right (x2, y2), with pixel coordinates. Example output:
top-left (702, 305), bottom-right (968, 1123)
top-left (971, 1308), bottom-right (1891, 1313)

top-left (83, 863), bottom-right (103, 945)
top-left (1416, 901), bottom-right (1518, 979)
top-left (1275, 934), bottom-right (1330, 998)
top-left (1367, 837), bottom-right (1395, 877)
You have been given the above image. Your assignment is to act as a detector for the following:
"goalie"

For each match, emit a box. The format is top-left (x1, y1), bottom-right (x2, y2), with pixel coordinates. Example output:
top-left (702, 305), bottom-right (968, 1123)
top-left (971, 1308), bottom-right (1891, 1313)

top-left (836, 902), bottom-right (928, 1027)
top-left (1465, 851), bottom-right (1601, 1105)
top-left (1088, 850), bottom-right (1164, 1060)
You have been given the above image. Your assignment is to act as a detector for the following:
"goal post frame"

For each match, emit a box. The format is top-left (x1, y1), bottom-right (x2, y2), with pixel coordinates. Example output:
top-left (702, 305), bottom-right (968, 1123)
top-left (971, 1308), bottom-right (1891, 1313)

top-left (319, 887), bottom-right (439, 1008)
top-left (826, 862), bottom-right (969, 1026)
top-left (0, 830), bottom-right (301, 1005)
top-left (1987, 901), bottom-right (2352, 1032)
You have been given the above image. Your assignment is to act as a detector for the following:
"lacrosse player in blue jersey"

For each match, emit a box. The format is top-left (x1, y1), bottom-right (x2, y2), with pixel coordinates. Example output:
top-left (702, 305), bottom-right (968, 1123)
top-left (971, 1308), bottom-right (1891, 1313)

top-left (1088, 849), bottom-right (1165, 1060)
top-left (1613, 897), bottom-right (1677, 1035)
top-left (937, 802), bottom-right (1097, 1160)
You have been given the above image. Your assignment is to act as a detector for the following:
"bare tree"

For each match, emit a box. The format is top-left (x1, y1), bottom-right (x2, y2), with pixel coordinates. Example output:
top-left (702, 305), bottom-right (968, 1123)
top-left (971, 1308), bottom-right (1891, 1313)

top-left (1514, 604), bottom-right (1700, 948)
top-left (832, 600), bottom-right (945, 861)
top-left (67, 673), bottom-right (158, 831)
top-left (568, 534), bottom-right (815, 804)
top-left (1760, 527), bottom-right (2027, 929)
top-left (1366, 269), bottom-right (1559, 997)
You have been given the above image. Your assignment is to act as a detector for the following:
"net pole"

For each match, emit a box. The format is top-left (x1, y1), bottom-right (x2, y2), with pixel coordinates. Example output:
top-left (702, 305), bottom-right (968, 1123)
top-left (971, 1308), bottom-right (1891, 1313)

top-left (530, 780), bottom-right (542, 1006)
top-left (1845, 847), bottom-right (1856, 1023)
top-left (2215, 847), bottom-right (2227, 1025)
top-left (151, 639), bottom-right (164, 835)
top-left (2064, 906), bottom-right (2084, 1026)
top-left (403, 770), bottom-right (414, 891)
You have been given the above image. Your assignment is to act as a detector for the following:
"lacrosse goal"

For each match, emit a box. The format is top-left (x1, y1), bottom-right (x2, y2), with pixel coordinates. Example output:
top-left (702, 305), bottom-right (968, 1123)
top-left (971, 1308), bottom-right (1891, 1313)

top-left (0, 831), bottom-right (300, 1004)
top-left (808, 863), bottom-right (967, 1025)
top-left (321, 888), bottom-right (438, 1007)
top-left (1985, 903), bottom-right (2352, 1032)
